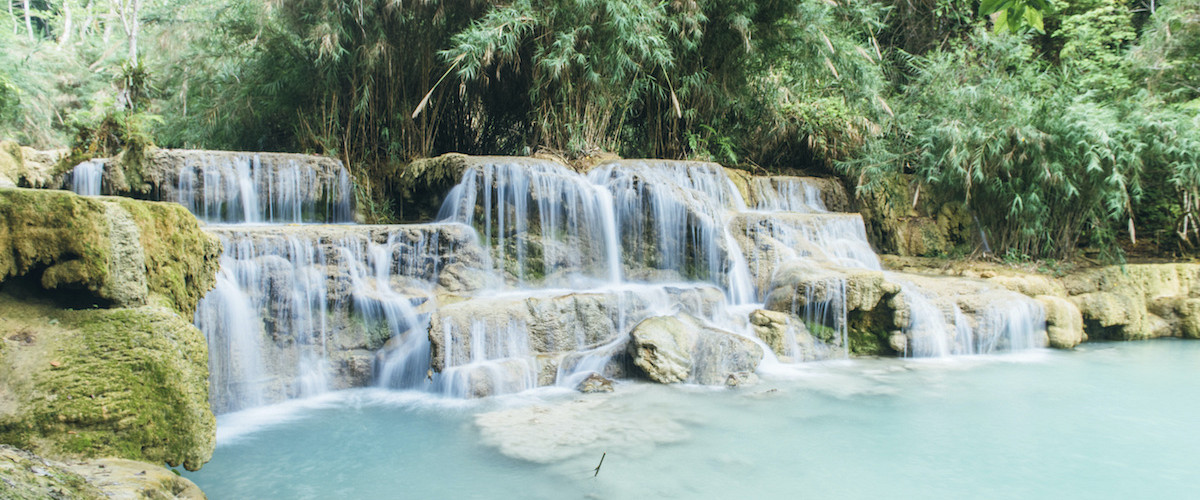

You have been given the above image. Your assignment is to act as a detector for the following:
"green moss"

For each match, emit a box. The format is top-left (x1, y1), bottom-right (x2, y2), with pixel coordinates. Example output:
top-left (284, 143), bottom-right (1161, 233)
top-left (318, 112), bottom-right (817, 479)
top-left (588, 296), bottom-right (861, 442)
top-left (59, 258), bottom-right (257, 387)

top-left (0, 189), bottom-right (220, 316)
top-left (116, 198), bottom-right (220, 317)
top-left (0, 189), bottom-right (111, 293)
top-left (846, 307), bottom-right (895, 356)
top-left (0, 294), bottom-right (215, 471)
top-left (803, 320), bottom-right (839, 344)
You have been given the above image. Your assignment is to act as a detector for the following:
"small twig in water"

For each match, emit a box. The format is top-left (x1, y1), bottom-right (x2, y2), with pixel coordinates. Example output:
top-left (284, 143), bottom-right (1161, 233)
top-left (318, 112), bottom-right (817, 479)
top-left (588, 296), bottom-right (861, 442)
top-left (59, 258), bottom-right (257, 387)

top-left (593, 452), bottom-right (606, 478)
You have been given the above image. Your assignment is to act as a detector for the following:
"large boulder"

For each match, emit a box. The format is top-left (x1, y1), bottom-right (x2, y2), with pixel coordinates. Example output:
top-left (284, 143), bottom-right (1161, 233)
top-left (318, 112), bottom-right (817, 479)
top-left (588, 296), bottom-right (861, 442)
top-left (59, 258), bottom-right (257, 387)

top-left (0, 189), bottom-right (220, 316)
top-left (627, 313), bottom-right (763, 385)
top-left (0, 189), bottom-right (219, 471)
top-left (0, 293), bottom-right (215, 471)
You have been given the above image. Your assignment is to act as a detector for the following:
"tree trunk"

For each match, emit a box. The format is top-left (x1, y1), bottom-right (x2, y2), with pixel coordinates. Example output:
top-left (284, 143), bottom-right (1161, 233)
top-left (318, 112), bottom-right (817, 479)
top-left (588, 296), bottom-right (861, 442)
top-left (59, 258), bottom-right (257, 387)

top-left (60, 1), bottom-right (74, 47)
top-left (23, 0), bottom-right (33, 41)
top-left (127, 0), bottom-right (139, 65)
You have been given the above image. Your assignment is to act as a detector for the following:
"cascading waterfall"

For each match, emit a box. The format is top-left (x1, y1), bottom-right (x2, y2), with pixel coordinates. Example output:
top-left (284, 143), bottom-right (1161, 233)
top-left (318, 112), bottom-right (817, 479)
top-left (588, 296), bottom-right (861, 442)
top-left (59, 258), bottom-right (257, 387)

top-left (187, 154), bottom-right (1049, 413)
top-left (175, 153), bottom-right (354, 223)
top-left (196, 224), bottom-right (478, 412)
top-left (439, 159), bottom-right (621, 284)
top-left (752, 177), bottom-right (828, 213)
top-left (69, 160), bottom-right (105, 196)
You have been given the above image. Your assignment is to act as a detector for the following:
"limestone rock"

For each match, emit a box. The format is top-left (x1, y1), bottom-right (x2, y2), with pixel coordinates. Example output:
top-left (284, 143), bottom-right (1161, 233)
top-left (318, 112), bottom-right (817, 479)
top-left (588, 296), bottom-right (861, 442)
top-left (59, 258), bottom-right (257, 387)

top-left (1037, 295), bottom-right (1084, 348)
top-left (724, 371), bottom-right (759, 388)
top-left (0, 142), bottom-right (60, 190)
top-left (575, 372), bottom-right (614, 393)
top-left (428, 286), bottom-right (725, 374)
top-left (748, 309), bottom-right (823, 361)
top-left (627, 313), bottom-right (763, 385)
top-left (0, 445), bottom-right (204, 500)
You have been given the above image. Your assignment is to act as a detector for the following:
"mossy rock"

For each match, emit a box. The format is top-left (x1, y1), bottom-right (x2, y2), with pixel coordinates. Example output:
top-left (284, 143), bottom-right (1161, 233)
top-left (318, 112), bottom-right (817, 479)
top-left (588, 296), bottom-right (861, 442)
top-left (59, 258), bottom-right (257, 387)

top-left (0, 189), bottom-right (112, 296)
top-left (0, 188), bottom-right (219, 317)
top-left (0, 445), bottom-right (104, 499)
top-left (115, 198), bottom-right (220, 317)
top-left (0, 291), bottom-right (215, 471)
top-left (0, 444), bottom-right (205, 499)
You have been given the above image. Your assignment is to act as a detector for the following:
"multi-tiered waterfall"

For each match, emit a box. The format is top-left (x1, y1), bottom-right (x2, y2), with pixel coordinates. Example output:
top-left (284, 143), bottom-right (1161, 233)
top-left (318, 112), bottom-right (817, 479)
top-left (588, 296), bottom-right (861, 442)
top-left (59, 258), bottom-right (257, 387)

top-left (83, 152), bottom-right (1046, 413)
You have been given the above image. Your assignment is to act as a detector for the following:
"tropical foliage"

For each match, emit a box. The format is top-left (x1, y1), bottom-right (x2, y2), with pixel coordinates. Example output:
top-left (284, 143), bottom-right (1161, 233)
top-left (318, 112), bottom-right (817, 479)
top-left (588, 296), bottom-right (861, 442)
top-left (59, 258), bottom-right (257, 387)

top-left (2, 0), bottom-right (1199, 259)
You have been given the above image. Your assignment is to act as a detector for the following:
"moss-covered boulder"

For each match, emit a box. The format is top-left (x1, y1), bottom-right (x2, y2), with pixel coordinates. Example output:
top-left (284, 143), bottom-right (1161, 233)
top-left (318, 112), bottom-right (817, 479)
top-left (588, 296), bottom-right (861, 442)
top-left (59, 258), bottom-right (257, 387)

top-left (0, 188), bottom-right (219, 316)
top-left (0, 188), bottom-right (219, 471)
top-left (0, 291), bottom-right (216, 471)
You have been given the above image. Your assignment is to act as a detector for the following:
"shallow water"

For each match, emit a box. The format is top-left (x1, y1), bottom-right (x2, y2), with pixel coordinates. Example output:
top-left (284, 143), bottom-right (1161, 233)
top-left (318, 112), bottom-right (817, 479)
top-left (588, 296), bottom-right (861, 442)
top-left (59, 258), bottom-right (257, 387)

top-left (185, 341), bottom-right (1200, 499)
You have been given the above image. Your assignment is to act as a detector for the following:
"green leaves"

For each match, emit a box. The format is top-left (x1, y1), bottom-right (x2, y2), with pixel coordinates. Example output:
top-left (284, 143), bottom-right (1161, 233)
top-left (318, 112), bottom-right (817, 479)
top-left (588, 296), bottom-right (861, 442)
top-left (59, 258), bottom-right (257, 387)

top-left (979, 0), bottom-right (1050, 33)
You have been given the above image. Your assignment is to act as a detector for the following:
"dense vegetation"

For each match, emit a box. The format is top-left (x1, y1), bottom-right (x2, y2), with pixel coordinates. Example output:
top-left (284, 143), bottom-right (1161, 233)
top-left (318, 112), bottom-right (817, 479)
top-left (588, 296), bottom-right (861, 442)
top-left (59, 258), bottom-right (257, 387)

top-left (1, 0), bottom-right (1198, 260)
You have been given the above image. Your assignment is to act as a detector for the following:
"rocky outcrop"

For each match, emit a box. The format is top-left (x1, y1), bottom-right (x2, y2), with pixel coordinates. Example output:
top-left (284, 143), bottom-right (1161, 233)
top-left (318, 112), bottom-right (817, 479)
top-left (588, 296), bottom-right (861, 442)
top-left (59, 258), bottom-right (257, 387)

top-left (748, 309), bottom-right (826, 362)
top-left (627, 313), bottom-right (763, 385)
top-left (0, 189), bottom-right (219, 471)
top-left (876, 258), bottom-right (1200, 348)
top-left (855, 173), bottom-right (973, 257)
top-left (762, 260), bottom-right (1054, 356)
top-left (1037, 295), bottom-right (1085, 348)
top-left (0, 445), bottom-right (205, 499)
top-left (1061, 264), bottom-right (1200, 340)
top-left (731, 212), bottom-right (881, 297)
top-left (0, 291), bottom-right (215, 471)
top-left (428, 286), bottom-right (726, 374)
top-left (764, 261), bottom-right (904, 355)
top-left (0, 142), bottom-right (61, 190)
top-left (0, 189), bottom-right (220, 316)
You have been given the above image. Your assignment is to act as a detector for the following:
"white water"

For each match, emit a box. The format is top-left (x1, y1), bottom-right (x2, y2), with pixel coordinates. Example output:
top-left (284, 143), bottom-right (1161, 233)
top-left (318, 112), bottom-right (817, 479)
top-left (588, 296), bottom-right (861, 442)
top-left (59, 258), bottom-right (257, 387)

top-left (191, 156), bottom-right (1048, 415)
top-left (184, 341), bottom-right (1200, 499)
top-left (175, 154), bottom-right (353, 223)
top-left (196, 225), bottom-right (473, 412)
top-left (69, 160), bottom-right (105, 196)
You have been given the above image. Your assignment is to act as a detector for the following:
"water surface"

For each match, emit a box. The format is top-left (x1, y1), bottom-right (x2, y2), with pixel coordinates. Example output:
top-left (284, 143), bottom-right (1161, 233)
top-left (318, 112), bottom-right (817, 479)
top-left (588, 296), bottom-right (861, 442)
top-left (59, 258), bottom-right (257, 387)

top-left (186, 341), bottom-right (1200, 499)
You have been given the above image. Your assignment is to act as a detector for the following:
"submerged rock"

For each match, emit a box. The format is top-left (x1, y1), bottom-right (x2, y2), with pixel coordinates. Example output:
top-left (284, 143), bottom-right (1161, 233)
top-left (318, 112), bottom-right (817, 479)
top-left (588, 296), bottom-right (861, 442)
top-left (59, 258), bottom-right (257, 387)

top-left (576, 372), bottom-right (614, 393)
top-left (474, 393), bottom-right (690, 464)
top-left (627, 313), bottom-right (763, 385)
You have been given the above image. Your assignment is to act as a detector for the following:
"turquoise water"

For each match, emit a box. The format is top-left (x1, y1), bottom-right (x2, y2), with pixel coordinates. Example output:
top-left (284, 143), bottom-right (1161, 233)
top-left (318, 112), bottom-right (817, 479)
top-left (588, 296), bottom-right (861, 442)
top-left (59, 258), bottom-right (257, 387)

top-left (185, 341), bottom-right (1200, 499)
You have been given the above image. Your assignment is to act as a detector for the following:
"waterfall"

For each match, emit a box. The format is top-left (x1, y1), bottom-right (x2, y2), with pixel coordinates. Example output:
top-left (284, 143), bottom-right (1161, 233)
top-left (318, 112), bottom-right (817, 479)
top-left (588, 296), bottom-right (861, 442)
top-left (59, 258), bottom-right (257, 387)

top-left (174, 153), bottom-right (353, 223)
top-left (752, 177), bottom-right (828, 212)
top-left (439, 159), bottom-right (621, 285)
top-left (195, 224), bottom-right (478, 412)
top-left (70, 160), bottom-right (105, 196)
top-left (186, 154), bottom-right (1048, 412)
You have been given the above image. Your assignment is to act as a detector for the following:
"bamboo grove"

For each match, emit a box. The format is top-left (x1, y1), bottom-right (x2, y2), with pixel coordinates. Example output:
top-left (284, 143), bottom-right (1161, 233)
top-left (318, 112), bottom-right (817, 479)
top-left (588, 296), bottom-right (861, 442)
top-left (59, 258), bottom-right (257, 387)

top-left (2, 0), bottom-right (1199, 259)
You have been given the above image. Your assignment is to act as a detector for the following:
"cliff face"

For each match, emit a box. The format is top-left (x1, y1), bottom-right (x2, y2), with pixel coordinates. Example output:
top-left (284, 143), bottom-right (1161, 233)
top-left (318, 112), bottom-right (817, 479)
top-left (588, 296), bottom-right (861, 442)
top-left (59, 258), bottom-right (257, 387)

top-left (0, 188), bottom-right (220, 472)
